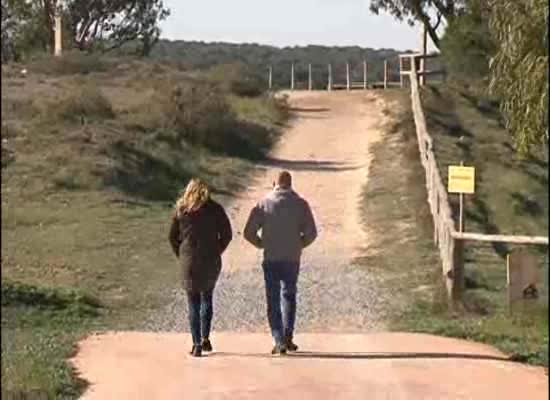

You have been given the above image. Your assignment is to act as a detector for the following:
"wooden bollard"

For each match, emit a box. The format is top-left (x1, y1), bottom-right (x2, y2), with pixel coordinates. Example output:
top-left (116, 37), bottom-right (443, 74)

top-left (268, 66), bottom-right (273, 90)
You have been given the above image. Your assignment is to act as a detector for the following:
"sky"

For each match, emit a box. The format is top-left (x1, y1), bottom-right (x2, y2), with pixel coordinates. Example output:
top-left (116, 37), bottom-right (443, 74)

top-left (160, 0), bottom-right (438, 52)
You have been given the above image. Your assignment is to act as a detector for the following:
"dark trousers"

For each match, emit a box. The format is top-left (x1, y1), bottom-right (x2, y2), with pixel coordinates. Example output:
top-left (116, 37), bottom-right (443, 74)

top-left (262, 261), bottom-right (300, 345)
top-left (186, 289), bottom-right (214, 346)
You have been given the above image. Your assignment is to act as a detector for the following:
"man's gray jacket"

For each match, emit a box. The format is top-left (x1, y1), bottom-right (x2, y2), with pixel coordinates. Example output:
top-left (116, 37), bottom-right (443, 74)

top-left (244, 187), bottom-right (317, 262)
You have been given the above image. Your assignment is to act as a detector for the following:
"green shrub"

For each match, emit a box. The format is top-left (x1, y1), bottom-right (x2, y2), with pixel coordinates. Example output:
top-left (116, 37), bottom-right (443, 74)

top-left (207, 63), bottom-right (265, 97)
top-left (440, 0), bottom-right (495, 81)
top-left (156, 81), bottom-right (237, 150)
top-left (123, 76), bottom-right (287, 158)
top-left (51, 86), bottom-right (115, 122)
top-left (28, 52), bottom-right (110, 76)
top-left (1, 281), bottom-right (102, 313)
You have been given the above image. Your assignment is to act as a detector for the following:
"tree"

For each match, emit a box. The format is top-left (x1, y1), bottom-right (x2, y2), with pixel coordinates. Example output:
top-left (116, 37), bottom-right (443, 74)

top-left (369, 0), bottom-right (465, 49)
top-left (440, 0), bottom-right (495, 79)
top-left (488, 0), bottom-right (548, 155)
top-left (1, 0), bottom-right (18, 62)
top-left (1, 0), bottom-right (170, 59)
top-left (1, 0), bottom-right (50, 61)
top-left (66, 0), bottom-right (170, 55)
top-left (42, 0), bottom-right (56, 52)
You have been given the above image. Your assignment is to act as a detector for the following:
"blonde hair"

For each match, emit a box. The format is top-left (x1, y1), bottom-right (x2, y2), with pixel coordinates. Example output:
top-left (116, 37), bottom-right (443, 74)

top-left (175, 178), bottom-right (210, 216)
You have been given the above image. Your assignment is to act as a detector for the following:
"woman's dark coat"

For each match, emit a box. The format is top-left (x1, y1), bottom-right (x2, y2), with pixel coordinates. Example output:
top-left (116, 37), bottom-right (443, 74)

top-left (169, 199), bottom-right (232, 293)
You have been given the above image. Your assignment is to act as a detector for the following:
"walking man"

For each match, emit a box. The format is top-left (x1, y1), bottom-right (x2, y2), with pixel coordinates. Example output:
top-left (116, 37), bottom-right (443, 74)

top-left (244, 171), bottom-right (317, 354)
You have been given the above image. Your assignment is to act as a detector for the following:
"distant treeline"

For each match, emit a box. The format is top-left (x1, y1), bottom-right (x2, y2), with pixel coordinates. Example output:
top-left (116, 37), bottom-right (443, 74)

top-left (149, 40), bottom-right (410, 89)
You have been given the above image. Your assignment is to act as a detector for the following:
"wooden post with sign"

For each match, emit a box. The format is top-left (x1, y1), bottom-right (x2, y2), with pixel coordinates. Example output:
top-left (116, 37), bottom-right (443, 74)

top-left (458, 161), bottom-right (465, 232)
top-left (448, 163), bottom-right (475, 231)
top-left (448, 163), bottom-right (475, 301)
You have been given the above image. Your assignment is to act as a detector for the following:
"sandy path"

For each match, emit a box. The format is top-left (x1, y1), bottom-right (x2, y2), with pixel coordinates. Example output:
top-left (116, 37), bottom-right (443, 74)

top-left (72, 332), bottom-right (548, 400)
top-left (223, 91), bottom-right (386, 272)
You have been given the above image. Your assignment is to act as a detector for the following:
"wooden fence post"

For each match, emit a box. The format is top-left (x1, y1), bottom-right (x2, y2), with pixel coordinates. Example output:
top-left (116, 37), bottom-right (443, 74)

top-left (384, 60), bottom-right (388, 89)
top-left (419, 25), bottom-right (427, 86)
top-left (268, 66), bottom-right (273, 90)
top-left (451, 238), bottom-right (465, 302)
top-left (327, 64), bottom-right (332, 91)
top-left (308, 63), bottom-right (312, 91)
top-left (346, 62), bottom-right (350, 91)
top-left (363, 60), bottom-right (367, 90)
top-left (290, 63), bottom-right (295, 91)
top-left (399, 57), bottom-right (404, 88)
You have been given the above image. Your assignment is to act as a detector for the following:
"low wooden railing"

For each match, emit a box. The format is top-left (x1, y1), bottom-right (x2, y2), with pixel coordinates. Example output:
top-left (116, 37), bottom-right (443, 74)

top-left (406, 53), bottom-right (548, 302)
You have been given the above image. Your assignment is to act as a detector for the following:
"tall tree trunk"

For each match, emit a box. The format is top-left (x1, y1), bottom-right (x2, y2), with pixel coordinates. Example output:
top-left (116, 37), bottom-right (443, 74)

top-left (411, 3), bottom-right (442, 50)
top-left (425, 22), bottom-right (441, 49)
top-left (42, 0), bottom-right (56, 53)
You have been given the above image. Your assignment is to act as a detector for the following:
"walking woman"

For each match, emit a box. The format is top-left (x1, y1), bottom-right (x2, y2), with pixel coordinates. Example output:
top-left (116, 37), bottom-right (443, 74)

top-left (169, 178), bottom-right (232, 357)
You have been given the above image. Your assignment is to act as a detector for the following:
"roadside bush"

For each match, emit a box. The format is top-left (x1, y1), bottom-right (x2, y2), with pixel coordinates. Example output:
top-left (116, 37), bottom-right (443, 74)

top-left (123, 77), bottom-right (287, 157)
top-left (154, 81), bottom-right (237, 150)
top-left (1, 281), bottom-right (102, 311)
top-left (50, 85), bottom-right (115, 122)
top-left (207, 63), bottom-right (265, 97)
top-left (28, 52), bottom-right (110, 76)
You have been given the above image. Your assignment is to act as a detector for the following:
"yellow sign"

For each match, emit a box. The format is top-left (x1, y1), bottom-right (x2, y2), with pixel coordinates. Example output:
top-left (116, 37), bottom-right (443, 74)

top-left (448, 166), bottom-right (475, 194)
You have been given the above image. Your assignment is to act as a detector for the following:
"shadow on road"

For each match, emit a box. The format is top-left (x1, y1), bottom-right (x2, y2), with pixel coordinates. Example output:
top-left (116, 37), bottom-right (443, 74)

top-left (209, 351), bottom-right (512, 362)
top-left (260, 157), bottom-right (364, 172)
top-left (288, 107), bottom-right (331, 113)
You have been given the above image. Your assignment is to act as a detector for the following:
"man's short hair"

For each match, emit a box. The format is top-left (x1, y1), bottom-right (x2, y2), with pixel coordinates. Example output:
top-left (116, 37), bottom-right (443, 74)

top-left (277, 171), bottom-right (292, 188)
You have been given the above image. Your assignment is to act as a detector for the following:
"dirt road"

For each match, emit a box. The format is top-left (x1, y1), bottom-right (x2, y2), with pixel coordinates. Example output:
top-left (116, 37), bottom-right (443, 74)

top-left (72, 332), bottom-right (547, 400)
top-left (222, 90), bottom-right (386, 272)
top-left (71, 92), bottom-right (548, 399)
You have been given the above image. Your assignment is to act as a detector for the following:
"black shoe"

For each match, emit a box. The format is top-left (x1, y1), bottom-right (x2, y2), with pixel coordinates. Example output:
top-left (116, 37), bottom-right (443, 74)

top-left (190, 345), bottom-right (202, 357)
top-left (201, 338), bottom-right (213, 352)
top-left (285, 338), bottom-right (298, 352)
top-left (271, 343), bottom-right (287, 355)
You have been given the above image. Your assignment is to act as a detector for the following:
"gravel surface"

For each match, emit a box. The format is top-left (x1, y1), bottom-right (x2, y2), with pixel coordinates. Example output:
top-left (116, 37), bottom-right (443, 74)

top-left (144, 91), bottom-right (390, 335)
top-left (143, 254), bottom-right (388, 333)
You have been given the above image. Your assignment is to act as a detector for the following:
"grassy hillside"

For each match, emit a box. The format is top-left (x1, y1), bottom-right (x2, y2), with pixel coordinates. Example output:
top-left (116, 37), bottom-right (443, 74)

top-left (361, 83), bottom-right (548, 367)
top-left (410, 82), bottom-right (548, 365)
top-left (1, 53), bottom-right (288, 398)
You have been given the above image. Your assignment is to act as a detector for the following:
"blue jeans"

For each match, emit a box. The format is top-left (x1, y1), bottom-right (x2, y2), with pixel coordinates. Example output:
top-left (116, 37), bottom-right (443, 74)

top-left (262, 261), bottom-right (300, 345)
top-left (186, 290), bottom-right (214, 346)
